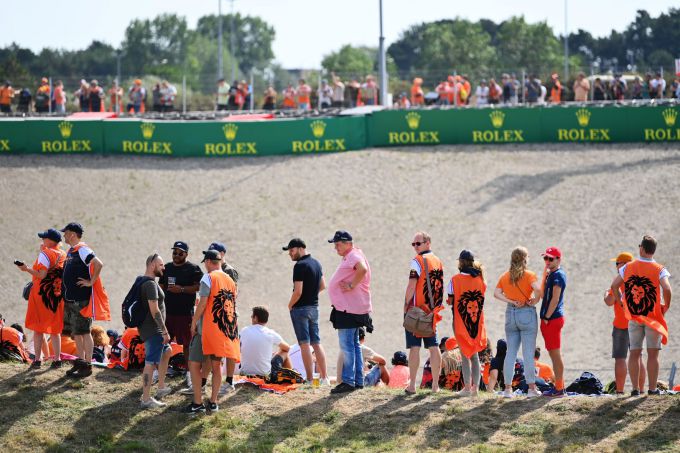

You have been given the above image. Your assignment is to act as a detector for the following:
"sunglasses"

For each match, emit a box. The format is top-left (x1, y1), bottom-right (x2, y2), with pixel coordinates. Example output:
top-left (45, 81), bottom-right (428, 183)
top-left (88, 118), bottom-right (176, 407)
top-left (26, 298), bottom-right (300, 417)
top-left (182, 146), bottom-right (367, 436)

top-left (172, 250), bottom-right (186, 256)
top-left (615, 262), bottom-right (624, 266)
top-left (411, 242), bottom-right (425, 247)
top-left (543, 256), bottom-right (555, 262)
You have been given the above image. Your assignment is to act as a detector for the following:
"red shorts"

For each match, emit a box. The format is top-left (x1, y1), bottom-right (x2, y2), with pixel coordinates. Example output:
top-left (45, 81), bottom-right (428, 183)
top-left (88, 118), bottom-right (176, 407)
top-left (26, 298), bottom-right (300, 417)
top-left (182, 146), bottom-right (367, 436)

top-left (540, 317), bottom-right (565, 351)
top-left (165, 315), bottom-right (192, 346)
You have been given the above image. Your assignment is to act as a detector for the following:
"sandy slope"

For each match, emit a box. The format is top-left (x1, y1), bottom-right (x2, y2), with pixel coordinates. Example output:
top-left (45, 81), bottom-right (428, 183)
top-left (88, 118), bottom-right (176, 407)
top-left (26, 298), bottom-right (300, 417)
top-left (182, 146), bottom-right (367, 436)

top-left (2, 143), bottom-right (679, 383)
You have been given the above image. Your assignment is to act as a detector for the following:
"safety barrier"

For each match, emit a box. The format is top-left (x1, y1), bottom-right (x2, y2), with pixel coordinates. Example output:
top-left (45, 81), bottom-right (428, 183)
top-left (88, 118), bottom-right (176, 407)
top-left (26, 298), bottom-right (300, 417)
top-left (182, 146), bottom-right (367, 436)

top-left (0, 106), bottom-right (678, 156)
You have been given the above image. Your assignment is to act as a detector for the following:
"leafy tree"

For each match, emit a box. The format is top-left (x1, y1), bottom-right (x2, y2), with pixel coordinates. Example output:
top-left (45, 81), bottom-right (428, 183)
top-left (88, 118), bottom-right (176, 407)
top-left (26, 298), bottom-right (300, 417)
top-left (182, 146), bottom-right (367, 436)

top-left (495, 16), bottom-right (562, 74)
top-left (321, 45), bottom-right (375, 78)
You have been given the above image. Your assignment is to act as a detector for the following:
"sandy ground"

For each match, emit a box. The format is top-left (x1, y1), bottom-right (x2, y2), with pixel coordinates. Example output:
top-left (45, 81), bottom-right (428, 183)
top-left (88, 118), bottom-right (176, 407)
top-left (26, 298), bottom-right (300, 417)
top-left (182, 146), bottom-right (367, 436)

top-left (1, 143), bottom-right (679, 384)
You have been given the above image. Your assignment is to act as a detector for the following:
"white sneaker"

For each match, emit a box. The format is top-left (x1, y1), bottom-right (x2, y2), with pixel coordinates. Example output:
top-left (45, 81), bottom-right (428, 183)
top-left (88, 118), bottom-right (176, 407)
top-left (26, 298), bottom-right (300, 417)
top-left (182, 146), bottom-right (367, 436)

top-left (527, 388), bottom-right (541, 398)
top-left (457, 388), bottom-right (472, 397)
top-left (502, 389), bottom-right (514, 398)
top-left (180, 385), bottom-right (205, 395)
top-left (218, 383), bottom-right (235, 396)
top-left (140, 397), bottom-right (166, 409)
top-left (152, 370), bottom-right (159, 385)
top-left (319, 377), bottom-right (331, 387)
top-left (155, 386), bottom-right (172, 399)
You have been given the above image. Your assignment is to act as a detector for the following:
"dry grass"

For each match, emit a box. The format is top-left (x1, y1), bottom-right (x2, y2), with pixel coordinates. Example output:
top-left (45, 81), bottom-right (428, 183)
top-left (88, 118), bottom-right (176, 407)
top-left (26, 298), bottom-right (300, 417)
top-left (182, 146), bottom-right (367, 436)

top-left (1, 362), bottom-right (680, 452)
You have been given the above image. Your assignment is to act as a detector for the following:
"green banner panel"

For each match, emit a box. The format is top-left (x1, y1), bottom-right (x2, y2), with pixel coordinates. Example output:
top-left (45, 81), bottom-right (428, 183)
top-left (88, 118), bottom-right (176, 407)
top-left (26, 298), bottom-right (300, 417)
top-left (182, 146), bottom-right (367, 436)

top-left (103, 116), bottom-right (367, 157)
top-left (0, 119), bottom-right (27, 154)
top-left (450, 107), bottom-right (542, 144)
top-left (629, 106), bottom-right (680, 142)
top-left (539, 106), bottom-right (633, 143)
top-left (24, 119), bottom-right (104, 154)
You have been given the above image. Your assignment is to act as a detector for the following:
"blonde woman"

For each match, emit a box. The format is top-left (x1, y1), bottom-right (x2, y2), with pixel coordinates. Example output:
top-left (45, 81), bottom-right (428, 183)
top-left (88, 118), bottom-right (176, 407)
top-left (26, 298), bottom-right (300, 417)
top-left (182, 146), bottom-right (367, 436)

top-left (493, 247), bottom-right (543, 398)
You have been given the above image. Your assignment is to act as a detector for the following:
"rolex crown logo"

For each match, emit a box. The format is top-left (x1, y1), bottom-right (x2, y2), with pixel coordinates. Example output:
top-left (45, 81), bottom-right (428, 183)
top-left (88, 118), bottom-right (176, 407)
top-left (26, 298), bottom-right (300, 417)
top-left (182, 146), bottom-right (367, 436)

top-left (223, 123), bottom-right (238, 141)
top-left (662, 108), bottom-right (677, 127)
top-left (140, 122), bottom-right (155, 140)
top-left (58, 121), bottom-right (73, 139)
top-left (489, 110), bottom-right (505, 129)
top-left (576, 108), bottom-right (591, 127)
top-left (405, 112), bottom-right (421, 130)
top-left (310, 120), bottom-right (326, 138)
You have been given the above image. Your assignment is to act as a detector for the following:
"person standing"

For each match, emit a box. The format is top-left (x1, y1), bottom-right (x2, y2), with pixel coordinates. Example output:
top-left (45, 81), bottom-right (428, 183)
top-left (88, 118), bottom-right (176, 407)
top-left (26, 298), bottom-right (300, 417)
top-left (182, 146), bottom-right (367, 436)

top-left (494, 246), bottom-right (543, 397)
top-left (35, 78), bottom-right (50, 113)
top-left (604, 251), bottom-right (645, 394)
top-left (318, 79), bottom-right (333, 109)
top-left (60, 222), bottom-right (107, 378)
top-left (0, 80), bottom-right (14, 113)
top-left (88, 80), bottom-right (104, 112)
top-left (107, 81), bottom-right (123, 113)
top-left (611, 235), bottom-right (672, 395)
top-left (158, 241), bottom-right (202, 380)
top-left (139, 254), bottom-right (173, 409)
top-left (539, 246), bottom-right (567, 397)
top-left (53, 81), bottom-right (67, 114)
top-left (283, 238), bottom-right (329, 385)
top-left (17, 228), bottom-right (66, 369)
top-left (296, 79), bottom-right (312, 110)
top-left (327, 231), bottom-right (373, 394)
top-left (331, 74), bottom-right (345, 108)
top-left (207, 242), bottom-right (239, 284)
top-left (216, 79), bottom-right (230, 111)
top-left (448, 250), bottom-right (487, 397)
top-left (573, 73), bottom-right (590, 102)
top-left (404, 231), bottom-right (444, 394)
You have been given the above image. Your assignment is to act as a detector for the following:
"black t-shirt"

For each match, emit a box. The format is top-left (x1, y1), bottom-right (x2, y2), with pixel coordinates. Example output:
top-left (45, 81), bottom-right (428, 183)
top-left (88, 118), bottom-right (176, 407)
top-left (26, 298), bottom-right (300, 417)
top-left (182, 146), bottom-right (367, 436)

top-left (292, 254), bottom-right (322, 307)
top-left (490, 356), bottom-right (505, 389)
top-left (159, 261), bottom-right (203, 316)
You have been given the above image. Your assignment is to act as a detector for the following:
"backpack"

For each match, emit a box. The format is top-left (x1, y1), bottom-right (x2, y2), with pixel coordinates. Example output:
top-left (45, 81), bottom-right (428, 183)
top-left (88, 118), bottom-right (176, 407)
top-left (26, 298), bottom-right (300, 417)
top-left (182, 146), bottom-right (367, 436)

top-left (122, 276), bottom-right (153, 328)
top-left (565, 371), bottom-right (603, 395)
top-left (267, 367), bottom-right (304, 385)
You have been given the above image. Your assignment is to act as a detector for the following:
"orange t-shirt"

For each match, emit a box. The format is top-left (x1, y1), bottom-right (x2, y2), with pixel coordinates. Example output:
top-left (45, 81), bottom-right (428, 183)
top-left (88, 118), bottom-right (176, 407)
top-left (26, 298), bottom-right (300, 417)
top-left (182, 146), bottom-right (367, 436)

top-left (535, 360), bottom-right (555, 382)
top-left (388, 365), bottom-right (410, 389)
top-left (50, 334), bottom-right (78, 356)
top-left (607, 286), bottom-right (629, 329)
top-left (410, 85), bottom-right (424, 105)
top-left (0, 326), bottom-right (29, 361)
top-left (0, 86), bottom-right (14, 104)
top-left (25, 246), bottom-right (66, 335)
top-left (496, 271), bottom-right (538, 303)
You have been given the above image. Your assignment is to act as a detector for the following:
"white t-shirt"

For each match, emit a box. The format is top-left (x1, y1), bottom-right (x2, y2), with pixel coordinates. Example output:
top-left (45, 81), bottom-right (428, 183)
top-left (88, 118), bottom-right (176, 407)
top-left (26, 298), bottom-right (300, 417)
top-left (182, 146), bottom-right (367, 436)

top-left (476, 86), bottom-right (489, 105)
top-left (239, 324), bottom-right (283, 376)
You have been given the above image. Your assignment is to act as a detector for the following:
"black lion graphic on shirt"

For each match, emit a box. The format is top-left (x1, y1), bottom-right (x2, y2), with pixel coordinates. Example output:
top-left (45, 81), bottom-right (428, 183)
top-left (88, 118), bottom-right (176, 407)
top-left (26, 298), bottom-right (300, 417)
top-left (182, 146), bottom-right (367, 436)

top-left (211, 289), bottom-right (238, 340)
top-left (457, 289), bottom-right (485, 339)
top-left (624, 275), bottom-right (656, 316)
top-left (421, 268), bottom-right (444, 307)
top-left (38, 267), bottom-right (64, 313)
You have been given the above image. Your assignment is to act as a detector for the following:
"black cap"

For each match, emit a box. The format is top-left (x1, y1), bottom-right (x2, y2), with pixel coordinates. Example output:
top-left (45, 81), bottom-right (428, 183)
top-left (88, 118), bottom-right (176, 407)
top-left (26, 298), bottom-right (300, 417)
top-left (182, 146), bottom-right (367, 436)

top-left (38, 228), bottom-right (62, 243)
top-left (60, 222), bottom-right (84, 236)
top-left (458, 249), bottom-right (475, 261)
top-left (208, 242), bottom-right (227, 253)
top-left (328, 230), bottom-right (353, 243)
top-left (391, 351), bottom-right (408, 366)
top-left (282, 238), bottom-right (306, 251)
top-left (201, 250), bottom-right (222, 263)
top-left (172, 241), bottom-right (189, 253)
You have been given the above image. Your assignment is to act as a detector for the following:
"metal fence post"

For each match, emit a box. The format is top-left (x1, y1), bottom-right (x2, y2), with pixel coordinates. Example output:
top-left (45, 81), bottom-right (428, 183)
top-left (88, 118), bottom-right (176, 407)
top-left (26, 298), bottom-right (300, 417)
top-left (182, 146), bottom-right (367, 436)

top-left (48, 77), bottom-right (52, 114)
top-left (250, 71), bottom-right (254, 112)
top-left (182, 75), bottom-right (187, 114)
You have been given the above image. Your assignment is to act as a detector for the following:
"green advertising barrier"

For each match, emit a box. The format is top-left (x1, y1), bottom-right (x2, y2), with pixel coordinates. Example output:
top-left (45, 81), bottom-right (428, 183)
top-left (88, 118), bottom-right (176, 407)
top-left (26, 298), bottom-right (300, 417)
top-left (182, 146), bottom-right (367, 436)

top-left (20, 119), bottom-right (105, 154)
top-left (103, 116), bottom-right (367, 157)
top-left (0, 118), bottom-right (27, 153)
top-left (630, 105), bottom-right (680, 142)
top-left (539, 106), bottom-right (634, 143)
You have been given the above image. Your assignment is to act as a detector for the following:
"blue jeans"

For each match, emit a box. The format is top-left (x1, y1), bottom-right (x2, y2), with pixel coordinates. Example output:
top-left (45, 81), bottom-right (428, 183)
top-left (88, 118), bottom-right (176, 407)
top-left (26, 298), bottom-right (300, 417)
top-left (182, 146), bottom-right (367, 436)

top-left (364, 365), bottom-right (381, 386)
top-left (338, 328), bottom-right (363, 387)
top-left (504, 306), bottom-right (537, 385)
top-left (290, 305), bottom-right (320, 344)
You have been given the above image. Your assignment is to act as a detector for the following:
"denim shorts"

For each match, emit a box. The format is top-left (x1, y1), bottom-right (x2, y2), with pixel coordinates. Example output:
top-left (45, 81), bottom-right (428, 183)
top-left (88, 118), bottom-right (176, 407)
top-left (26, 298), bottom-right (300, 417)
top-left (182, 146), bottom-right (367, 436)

top-left (364, 365), bottom-right (381, 386)
top-left (144, 333), bottom-right (170, 365)
top-left (290, 305), bottom-right (320, 344)
top-left (405, 329), bottom-right (438, 349)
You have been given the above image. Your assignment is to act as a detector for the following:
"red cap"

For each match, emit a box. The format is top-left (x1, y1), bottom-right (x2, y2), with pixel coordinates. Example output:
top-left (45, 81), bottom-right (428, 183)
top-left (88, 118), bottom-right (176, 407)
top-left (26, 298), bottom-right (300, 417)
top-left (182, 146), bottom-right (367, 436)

top-left (445, 337), bottom-right (458, 351)
top-left (542, 247), bottom-right (562, 259)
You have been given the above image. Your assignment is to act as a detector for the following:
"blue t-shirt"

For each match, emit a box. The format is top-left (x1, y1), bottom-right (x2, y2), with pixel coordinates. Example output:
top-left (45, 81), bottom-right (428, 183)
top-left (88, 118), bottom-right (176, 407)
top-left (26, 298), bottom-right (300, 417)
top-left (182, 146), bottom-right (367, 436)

top-left (540, 268), bottom-right (566, 320)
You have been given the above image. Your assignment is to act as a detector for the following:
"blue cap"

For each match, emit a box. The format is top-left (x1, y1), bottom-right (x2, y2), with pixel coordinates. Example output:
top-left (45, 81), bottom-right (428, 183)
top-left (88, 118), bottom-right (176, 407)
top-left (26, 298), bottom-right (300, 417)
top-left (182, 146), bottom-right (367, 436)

top-left (60, 222), bottom-right (84, 236)
top-left (208, 242), bottom-right (227, 253)
top-left (328, 230), bottom-right (353, 243)
top-left (172, 241), bottom-right (189, 252)
top-left (38, 228), bottom-right (62, 243)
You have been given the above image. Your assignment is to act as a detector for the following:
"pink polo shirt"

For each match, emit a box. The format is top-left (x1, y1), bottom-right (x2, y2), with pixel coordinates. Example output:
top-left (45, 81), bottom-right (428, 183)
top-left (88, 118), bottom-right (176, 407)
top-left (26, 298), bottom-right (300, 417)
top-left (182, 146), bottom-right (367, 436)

top-left (328, 248), bottom-right (372, 314)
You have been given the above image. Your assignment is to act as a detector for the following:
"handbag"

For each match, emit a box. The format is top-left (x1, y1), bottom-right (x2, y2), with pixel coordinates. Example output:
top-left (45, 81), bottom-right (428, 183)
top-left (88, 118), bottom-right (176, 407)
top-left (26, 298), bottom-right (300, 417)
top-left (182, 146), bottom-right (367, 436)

top-left (22, 281), bottom-right (33, 301)
top-left (403, 255), bottom-right (436, 337)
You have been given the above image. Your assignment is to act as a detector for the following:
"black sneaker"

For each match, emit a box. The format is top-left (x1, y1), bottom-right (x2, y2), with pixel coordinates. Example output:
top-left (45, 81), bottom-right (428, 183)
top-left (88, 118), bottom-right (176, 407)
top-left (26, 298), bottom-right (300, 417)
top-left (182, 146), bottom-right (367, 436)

top-left (182, 402), bottom-right (206, 415)
top-left (66, 359), bottom-right (84, 376)
top-left (648, 389), bottom-right (661, 396)
top-left (630, 389), bottom-right (641, 396)
top-left (29, 361), bottom-right (41, 370)
top-left (330, 383), bottom-right (356, 394)
top-left (207, 401), bottom-right (219, 412)
top-left (72, 364), bottom-right (92, 378)
top-left (50, 360), bottom-right (63, 369)
top-left (355, 385), bottom-right (364, 390)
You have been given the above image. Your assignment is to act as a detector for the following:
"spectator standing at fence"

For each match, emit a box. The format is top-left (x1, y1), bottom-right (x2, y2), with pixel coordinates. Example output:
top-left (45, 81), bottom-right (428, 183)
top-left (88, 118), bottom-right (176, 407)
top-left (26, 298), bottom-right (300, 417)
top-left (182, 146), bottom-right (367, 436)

top-left (395, 92), bottom-right (410, 109)
top-left (359, 75), bottom-right (378, 106)
top-left (216, 79), bottom-right (230, 111)
top-left (346, 78), bottom-right (360, 108)
top-left (612, 75), bottom-right (627, 101)
top-left (160, 80), bottom-right (176, 113)
top-left (488, 78), bottom-right (501, 105)
top-left (630, 77), bottom-right (643, 100)
top-left (318, 79), bottom-right (333, 109)
top-left (35, 77), bottom-right (50, 113)
top-left (593, 78), bottom-right (606, 101)
top-left (435, 79), bottom-right (450, 106)
top-left (475, 80), bottom-right (489, 106)
top-left (262, 86), bottom-right (277, 110)
top-left (410, 78), bottom-right (425, 106)
top-left (537, 79), bottom-right (548, 105)
top-left (128, 79), bottom-right (146, 114)
top-left (549, 74), bottom-right (562, 104)
top-left (74, 80), bottom-right (88, 112)
top-left (53, 81), bottom-right (66, 114)
top-left (573, 73), bottom-right (590, 102)
top-left (88, 80), bottom-right (104, 112)
top-left (331, 74), bottom-right (345, 108)
top-left (0, 80), bottom-right (15, 113)
top-left (462, 75), bottom-right (472, 105)
top-left (525, 76), bottom-right (541, 104)
top-left (282, 84), bottom-right (296, 109)
top-left (650, 73), bottom-right (666, 99)
top-left (242, 80), bottom-right (251, 110)
top-left (107, 81), bottom-right (123, 113)
top-left (501, 74), bottom-right (514, 105)
top-left (151, 84), bottom-right (162, 112)
top-left (296, 79), bottom-right (312, 110)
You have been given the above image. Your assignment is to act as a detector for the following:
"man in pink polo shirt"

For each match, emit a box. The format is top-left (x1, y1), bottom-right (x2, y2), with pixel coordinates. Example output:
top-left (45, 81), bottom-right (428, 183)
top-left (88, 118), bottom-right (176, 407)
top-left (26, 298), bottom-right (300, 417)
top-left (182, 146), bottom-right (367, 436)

top-left (327, 230), bottom-right (373, 394)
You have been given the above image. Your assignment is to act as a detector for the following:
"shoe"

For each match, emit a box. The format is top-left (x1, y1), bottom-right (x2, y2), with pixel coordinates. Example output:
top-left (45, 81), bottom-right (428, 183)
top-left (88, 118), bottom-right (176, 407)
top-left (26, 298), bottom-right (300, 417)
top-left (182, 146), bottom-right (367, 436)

top-left (355, 385), bottom-right (364, 390)
top-left (330, 383), bottom-right (356, 394)
top-left (181, 402), bottom-right (206, 415)
top-left (648, 389), bottom-right (661, 395)
top-left (50, 360), bottom-right (63, 369)
top-left (180, 385), bottom-right (204, 395)
top-left (404, 388), bottom-right (417, 395)
top-left (630, 389), bottom-right (641, 396)
top-left (218, 383), bottom-right (235, 396)
top-left (527, 388), bottom-right (541, 398)
top-left (29, 361), bottom-right (42, 370)
top-left (73, 364), bottom-right (92, 378)
top-left (457, 388), bottom-right (472, 397)
top-left (207, 401), bottom-right (219, 412)
top-left (66, 359), bottom-right (85, 377)
top-left (502, 389), bottom-right (514, 398)
top-left (542, 388), bottom-right (566, 398)
top-left (140, 397), bottom-right (167, 409)
top-left (155, 387), bottom-right (172, 399)
top-left (319, 377), bottom-right (331, 386)
top-left (152, 370), bottom-right (159, 385)
top-left (616, 391), bottom-right (625, 396)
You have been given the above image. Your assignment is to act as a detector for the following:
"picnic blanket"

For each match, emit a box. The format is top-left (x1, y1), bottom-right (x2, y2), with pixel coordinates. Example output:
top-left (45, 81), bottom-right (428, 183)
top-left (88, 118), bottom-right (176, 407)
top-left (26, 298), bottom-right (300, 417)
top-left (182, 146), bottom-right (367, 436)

top-left (235, 376), bottom-right (302, 394)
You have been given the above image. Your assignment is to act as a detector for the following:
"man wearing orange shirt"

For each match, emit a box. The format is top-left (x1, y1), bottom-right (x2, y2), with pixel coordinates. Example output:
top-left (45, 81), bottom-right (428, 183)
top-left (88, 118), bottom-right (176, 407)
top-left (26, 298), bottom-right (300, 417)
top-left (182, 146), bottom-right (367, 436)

top-left (0, 80), bottom-right (14, 113)
top-left (296, 79), bottom-right (312, 110)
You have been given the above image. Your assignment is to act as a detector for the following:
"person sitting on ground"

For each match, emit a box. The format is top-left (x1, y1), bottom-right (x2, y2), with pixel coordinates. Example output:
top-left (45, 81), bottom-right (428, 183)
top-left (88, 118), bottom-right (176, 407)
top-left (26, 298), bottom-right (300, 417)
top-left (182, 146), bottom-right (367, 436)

top-left (91, 325), bottom-right (110, 364)
top-left (488, 338), bottom-right (506, 391)
top-left (388, 351), bottom-right (410, 389)
top-left (337, 327), bottom-right (389, 387)
top-left (109, 327), bottom-right (145, 370)
top-left (0, 316), bottom-right (29, 362)
top-left (478, 339), bottom-right (493, 391)
top-left (107, 329), bottom-right (121, 362)
top-left (239, 306), bottom-right (291, 378)
top-left (534, 347), bottom-right (555, 383)
top-left (440, 337), bottom-right (465, 391)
